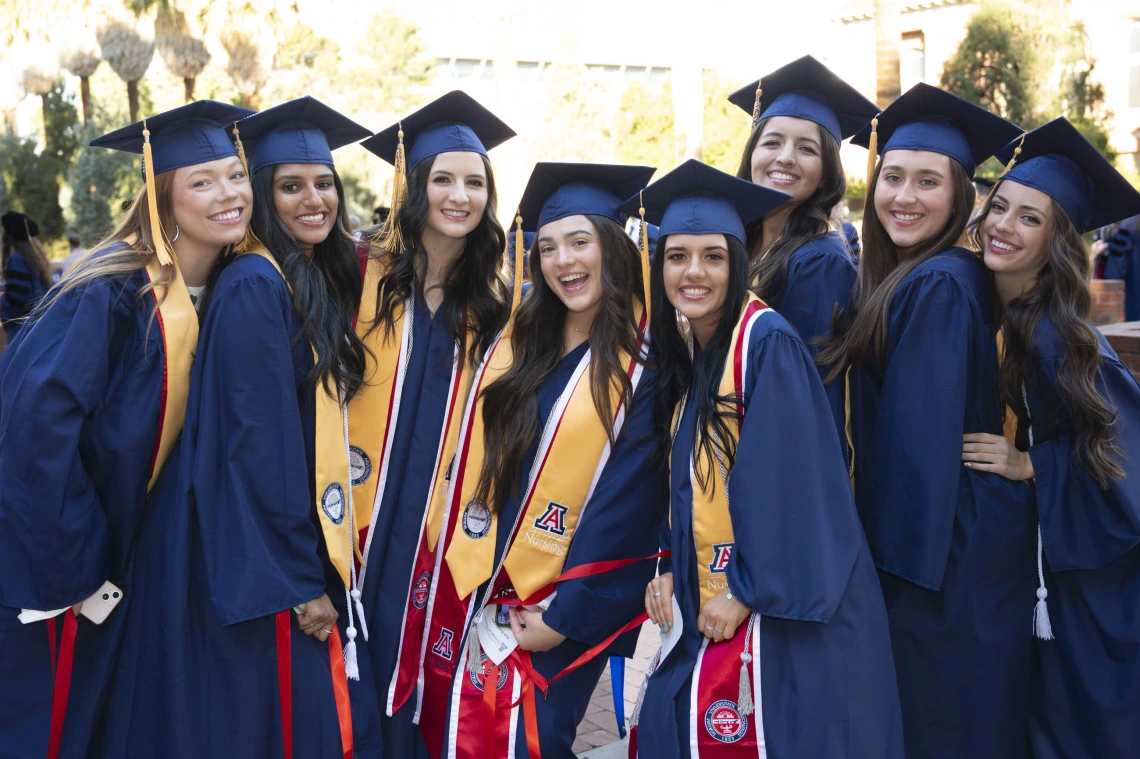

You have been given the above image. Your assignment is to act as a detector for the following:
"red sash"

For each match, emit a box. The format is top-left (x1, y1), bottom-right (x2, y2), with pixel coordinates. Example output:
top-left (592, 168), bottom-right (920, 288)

top-left (688, 617), bottom-right (763, 757)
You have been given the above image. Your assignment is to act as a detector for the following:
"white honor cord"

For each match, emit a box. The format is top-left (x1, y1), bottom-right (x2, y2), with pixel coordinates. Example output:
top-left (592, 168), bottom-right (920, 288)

top-left (340, 384), bottom-right (363, 680)
top-left (1022, 382), bottom-right (1054, 641)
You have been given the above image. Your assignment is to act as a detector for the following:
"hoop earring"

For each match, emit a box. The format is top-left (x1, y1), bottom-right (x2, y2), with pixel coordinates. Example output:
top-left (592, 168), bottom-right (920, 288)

top-left (171, 224), bottom-right (180, 243)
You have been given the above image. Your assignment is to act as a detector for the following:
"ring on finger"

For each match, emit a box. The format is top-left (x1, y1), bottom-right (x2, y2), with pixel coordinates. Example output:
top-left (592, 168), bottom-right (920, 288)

top-left (714, 627), bottom-right (724, 633)
top-left (703, 624), bottom-right (713, 631)
top-left (652, 592), bottom-right (662, 598)
top-left (322, 628), bottom-right (333, 634)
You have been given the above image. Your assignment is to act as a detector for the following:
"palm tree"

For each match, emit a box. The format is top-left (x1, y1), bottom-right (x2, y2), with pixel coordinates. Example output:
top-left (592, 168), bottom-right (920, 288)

top-left (60, 47), bottom-right (101, 125)
top-left (97, 20), bottom-right (155, 123)
top-left (221, 30), bottom-right (267, 110)
top-left (874, 0), bottom-right (903, 107)
top-left (20, 45), bottom-right (60, 146)
top-left (156, 8), bottom-right (210, 104)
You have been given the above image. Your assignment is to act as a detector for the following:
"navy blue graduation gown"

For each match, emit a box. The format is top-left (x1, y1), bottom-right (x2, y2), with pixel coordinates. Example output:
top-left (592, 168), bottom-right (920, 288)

top-left (357, 291), bottom-right (464, 759)
top-left (762, 232), bottom-right (856, 459)
top-left (440, 340), bottom-right (668, 759)
top-left (1, 250), bottom-right (50, 341)
top-left (1100, 223), bottom-right (1140, 321)
top-left (1022, 315), bottom-right (1140, 759)
top-left (638, 311), bottom-right (903, 759)
top-left (0, 266), bottom-right (164, 759)
top-left (849, 247), bottom-right (1037, 758)
top-left (95, 253), bottom-right (355, 758)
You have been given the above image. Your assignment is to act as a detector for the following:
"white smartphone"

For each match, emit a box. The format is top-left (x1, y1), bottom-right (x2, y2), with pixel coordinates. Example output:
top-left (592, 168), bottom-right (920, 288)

top-left (78, 580), bottom-right (124, 625)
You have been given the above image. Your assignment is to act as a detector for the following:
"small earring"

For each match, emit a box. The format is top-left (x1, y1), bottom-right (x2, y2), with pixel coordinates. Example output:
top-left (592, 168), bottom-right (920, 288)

top-left (171, 224), bottom-right (180, 243)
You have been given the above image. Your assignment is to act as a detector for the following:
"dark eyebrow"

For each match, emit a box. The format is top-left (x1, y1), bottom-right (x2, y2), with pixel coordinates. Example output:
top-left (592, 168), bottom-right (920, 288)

top-left (275, 172), bottom-right (335, 181)
top-left (563, 229), bottom-right (592, 239)
top-left (431, 170), bottom-right (454, 177)
top-left (882, 165), bottom-right (945, 178)
top-left (703, 245), bottom-right (729, 252)
top-left (664, 244), bottom-right (689, 254)
top-left (186, 168), bottom-right (212, 179)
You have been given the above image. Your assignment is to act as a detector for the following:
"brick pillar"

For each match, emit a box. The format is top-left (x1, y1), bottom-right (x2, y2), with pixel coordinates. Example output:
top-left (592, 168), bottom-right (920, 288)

top-left (1091, 279), bottom-right (1125, 326)
top-left (1099, 322), bottom-right (1140, 382)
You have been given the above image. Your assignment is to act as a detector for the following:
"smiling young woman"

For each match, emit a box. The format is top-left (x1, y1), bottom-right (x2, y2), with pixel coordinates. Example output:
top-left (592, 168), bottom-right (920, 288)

top-left (350, 92), bottom-right (515, 759)
top-left (964, 117), bottom-right (1140, 759)
top-left (632, 160), bottom-right (902, 759)
top-left (819, 83), bottom-right (1040, 758)
top-left (0, 101), bottom-right (253, 759)
top-left (727, 56), bottom-right (878, 452)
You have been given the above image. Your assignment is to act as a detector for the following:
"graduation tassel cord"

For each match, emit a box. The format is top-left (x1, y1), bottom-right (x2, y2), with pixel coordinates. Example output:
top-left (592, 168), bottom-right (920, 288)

top-left (864, 117), bottom-right (878, 191)
top-left (1022, 381), bottom-right (1054, 641)
top-left (141, 118), bottom-right (174, 267)
top-left (230, 122), bottom-right (263, 254)
top-left (466, 617), bottom-right (482, 678)
top-left (737, 614), bottom-right (756, 716)
top-left (378, 122), bottom-right (408, 255)
top-left (1002, 133), bottom-right (1026, 176)
top-left (638, 191), bottom-right (651, 326)
top-left (750, 82), bottom-right (763, 128)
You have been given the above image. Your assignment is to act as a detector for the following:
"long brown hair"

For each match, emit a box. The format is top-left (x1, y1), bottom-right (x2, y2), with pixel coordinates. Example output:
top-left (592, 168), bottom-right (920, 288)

top-left (817, 154), bottom-right (975, 382)
top-left (36, 170), bottom-right (179, 317)
top-left (969, 184), bottom-right (1123, 487)
top-left (1, 233), bottom-right (54, 286)
top-left (736, 117), bottom-right (845, 300)
top-left (473, 215), bottom-right (646, 514)
top-left (366, 154), bottom-right (509, 364)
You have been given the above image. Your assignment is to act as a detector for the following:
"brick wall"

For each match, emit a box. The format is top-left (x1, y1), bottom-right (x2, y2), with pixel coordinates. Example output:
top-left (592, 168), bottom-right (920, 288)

top-left (1100, 322), bottom-right (1140, 381)
top-left (1091, 279), bottom-right (1125, 326)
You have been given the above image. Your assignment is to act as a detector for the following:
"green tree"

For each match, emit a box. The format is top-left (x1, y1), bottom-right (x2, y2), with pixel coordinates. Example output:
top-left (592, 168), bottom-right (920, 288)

top-left (0, 133), bottom-right (65, 240)
top-left (348, 11), bottom-right (434, 116)
top-left (1055, 23), bottom-right (1116, 162)
top-left (68, 120), bottom-right (135, 246)
top-left (615, 81), bottom-right (673, 172)
top-left (702, 71), bottom-right (751, 174)
top-left (40, 83), bottom-right (82, 179)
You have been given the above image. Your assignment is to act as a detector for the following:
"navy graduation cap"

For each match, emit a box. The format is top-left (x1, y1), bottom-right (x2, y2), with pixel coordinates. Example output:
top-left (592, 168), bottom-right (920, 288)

top-left (996, 117), bottom-right (1140, 234)
top-left (727, 54), bottom-right (879, 143)
top-left (90, 100), bottom-right (254, 175)
top-left (622, 159), bottom-right (791, 245)
top-left (361, 90), bottom-right (515, 171)
top-left (517, 162), bottom-right (656, 233)
top-left (851, 82), bottom-right (1021, 176)
top-left (235, 96), bottom-right (372, 174)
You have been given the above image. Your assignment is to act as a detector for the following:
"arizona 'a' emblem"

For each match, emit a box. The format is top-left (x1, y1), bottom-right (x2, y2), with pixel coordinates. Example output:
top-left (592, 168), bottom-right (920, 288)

top-left (322, 483), bottom-right (345, 524)
top-left (704, 700), bottom-right (748, 743)
top-left (468, 653), bottom-right (509, 691)
top-left (709, 542), bottom-right (733, 574)
top-left (533, 501), bottom-right (569, 536)
top-left (462, 499), bottom-right (491, 539)
top-left (349, 446), bottom-right (371, 486)
top-left (412, 571), bottom-right (431, 609)
top-left (431, 628), bottom-right (455, 661)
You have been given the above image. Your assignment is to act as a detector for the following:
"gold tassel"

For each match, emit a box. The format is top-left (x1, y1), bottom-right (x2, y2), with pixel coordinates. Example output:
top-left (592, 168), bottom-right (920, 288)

top-left (1001, 133), bottom-right (1026, 176)
top-left (507, 210), bottom-right (524, 333)
top-left (751, 84), bottom-right (763, 128)
top-left (232, 121), bottom-right (250, 175)
top-left (231, 121), bottom-right (263, 254)
top-left (865, 117), bottom-right (879, 190)
top-left (639, 191), bottom-right (652, 326)
top-left (377, 122), bottom-right (408, 255)
top-left (141, 118), bottom-right (174, 267)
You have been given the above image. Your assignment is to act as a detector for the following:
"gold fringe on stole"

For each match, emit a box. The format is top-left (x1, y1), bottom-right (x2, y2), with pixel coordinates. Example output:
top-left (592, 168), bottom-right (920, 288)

top-left (377, 123), bottom-right (408, 255)
top-left (141, 118), bottom-right (173, 267)
top-left (638, 191), bottom-right (652, 325)
top-left (865, 117), bottom-right (879, 190)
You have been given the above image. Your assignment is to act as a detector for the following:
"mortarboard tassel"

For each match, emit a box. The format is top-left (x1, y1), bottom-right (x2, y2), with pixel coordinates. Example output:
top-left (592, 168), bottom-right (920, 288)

top-left (638, 191), bottom-right (652, 326)
top-left (377, 123), bottom-right (408, 256)
top-left (231, 121), bottom-right (263, 254)
top-left (751, 83), bottom-right (763, 128)
top-left (506, 210), bottom-right (525, 334)
top-left (1002, 133), bottom-right (1027, 176)
top-left (865, 117), bottom-right (879, 191)
top-left (141, 118), bottom-right (174, 267)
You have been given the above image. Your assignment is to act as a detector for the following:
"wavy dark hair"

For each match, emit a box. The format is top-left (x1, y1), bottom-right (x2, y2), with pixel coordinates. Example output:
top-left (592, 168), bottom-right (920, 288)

top-left (473, 215), bottom-right (646, 514)
top-left (246, 164), bottom-right (368, 402)
top-left (365, 153), bottom-right (509, 364)
top-left (650, 232), bottom-right (751, 490)
top-left (969, 182), bottom-right (1123, 487)
top-left (817, 153), bottom-right (975, 382)
top-left (736, 116), bottom-right (845, 300)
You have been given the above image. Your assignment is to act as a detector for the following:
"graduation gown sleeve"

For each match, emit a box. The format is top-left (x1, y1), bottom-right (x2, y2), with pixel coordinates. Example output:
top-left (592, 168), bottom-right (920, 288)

top-left (0, 280), bottom-right (129, 609)
top-left (1030, 347), bottom-right (1140, 572)
top-left (725, 323), bottom-right (860, 622)
top-left (187, 266), bottom-right (326, 626)
top-left (1, 252), bottom-right (46, 328)
top-left (542, 369), bottom-right (669, 646)
top-left (859, 271), bottom-right (985, 591)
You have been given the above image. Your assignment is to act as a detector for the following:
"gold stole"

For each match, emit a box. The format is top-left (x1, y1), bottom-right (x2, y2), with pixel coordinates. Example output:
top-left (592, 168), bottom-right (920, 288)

top-left (689, 294), bottom-right (770, 606)
top-left (143, 256), bottom-right (198, 492)
top-left (244, 248), bottom-right (355, 590)
top-left (445, 320), bottom-right (645, 601)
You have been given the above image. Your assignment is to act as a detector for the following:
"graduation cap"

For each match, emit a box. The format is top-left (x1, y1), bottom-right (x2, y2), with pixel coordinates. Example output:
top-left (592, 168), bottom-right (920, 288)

top-left (361, 91), bottom-right (515, 256)
top-left (727, 54), bottom-right (879, 143)
top-left (512, 162), bottom-right (656, 324)
top-left (621, 159), bottom-right (792, 246)
top-left (851, 82), bottom-right (1022, 180)
top-left (90, 100), bottom-right (254, 266)
top-left (235, 96), bottom-right (372, 174)
top-left (995, 117), bottom-right (1140, 234)
top-left (1, 211), bottom-right (39, 242)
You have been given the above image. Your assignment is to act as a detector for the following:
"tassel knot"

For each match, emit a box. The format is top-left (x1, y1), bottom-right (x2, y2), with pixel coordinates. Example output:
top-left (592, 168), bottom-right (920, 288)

top-left (751, 85), bottom-right (763, 127)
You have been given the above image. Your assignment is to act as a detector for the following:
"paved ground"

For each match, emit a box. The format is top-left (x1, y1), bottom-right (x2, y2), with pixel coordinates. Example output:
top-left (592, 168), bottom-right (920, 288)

top-left (572, 621), bottom-right (660, 757)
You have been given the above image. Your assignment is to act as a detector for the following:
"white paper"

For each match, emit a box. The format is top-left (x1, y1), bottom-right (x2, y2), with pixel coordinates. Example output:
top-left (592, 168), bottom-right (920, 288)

top-left (477, 610), bottom-right (519, 666)
top-left (659, 594), bottom-right (684, 664)
top-left (18, 607), bottom-right (70, 624)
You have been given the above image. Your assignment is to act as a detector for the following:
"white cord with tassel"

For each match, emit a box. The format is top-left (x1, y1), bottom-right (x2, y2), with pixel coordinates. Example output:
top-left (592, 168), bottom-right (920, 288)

top-left (1022, 382), bottom-right (1054, 641)
top-left (737, 614), bottom-right (757, 716)
top-left (340, 386), bottom-right (364, 679)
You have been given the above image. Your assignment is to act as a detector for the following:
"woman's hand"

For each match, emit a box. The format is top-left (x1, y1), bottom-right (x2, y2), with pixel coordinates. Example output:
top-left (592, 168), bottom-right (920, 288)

top-left (963, 433), bottom-right (1035, 481)
top-left (645, 572), bottom-right (674, 633)
top-left (697, 587), bottom-right (750, 642)
top-left (509, 606), bottom-right (567, 653)
top-left (296, 594), bottom-right (338, 643)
